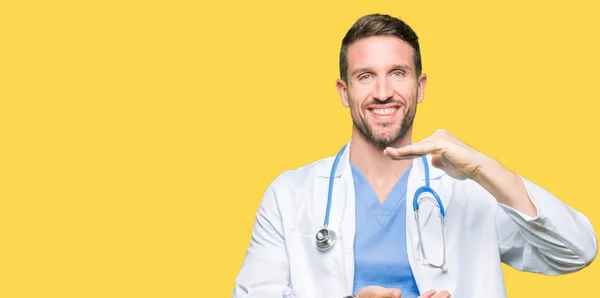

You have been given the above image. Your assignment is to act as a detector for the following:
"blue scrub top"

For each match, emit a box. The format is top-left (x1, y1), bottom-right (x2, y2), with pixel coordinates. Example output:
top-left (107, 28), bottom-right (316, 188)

top-left (350, 161), bottom-right (420, 297)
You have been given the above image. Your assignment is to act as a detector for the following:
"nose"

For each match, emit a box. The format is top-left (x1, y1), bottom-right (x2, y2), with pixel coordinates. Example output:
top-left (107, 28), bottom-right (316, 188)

top-left (373, 77), bottom-right (394, 102)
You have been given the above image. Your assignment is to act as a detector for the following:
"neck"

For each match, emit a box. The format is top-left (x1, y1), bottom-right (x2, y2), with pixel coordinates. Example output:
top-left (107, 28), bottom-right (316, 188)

top-left (349, 128), bottom-right (413, 186)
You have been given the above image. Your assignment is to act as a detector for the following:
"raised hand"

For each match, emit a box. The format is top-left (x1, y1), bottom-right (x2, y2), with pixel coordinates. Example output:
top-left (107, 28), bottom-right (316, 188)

top-left (355, 286), bottom-right (451, 298)
top-left (384, 129), bottom-right (490, 180)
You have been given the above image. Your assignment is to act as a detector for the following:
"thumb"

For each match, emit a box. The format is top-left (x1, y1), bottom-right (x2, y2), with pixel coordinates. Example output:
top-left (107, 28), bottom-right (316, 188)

top-left (431, 153), bottom-right (445, 169)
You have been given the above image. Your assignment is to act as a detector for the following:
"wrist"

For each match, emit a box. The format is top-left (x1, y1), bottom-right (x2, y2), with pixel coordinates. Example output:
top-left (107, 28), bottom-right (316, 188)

top-left (470, 155), bottom-right (498, 183)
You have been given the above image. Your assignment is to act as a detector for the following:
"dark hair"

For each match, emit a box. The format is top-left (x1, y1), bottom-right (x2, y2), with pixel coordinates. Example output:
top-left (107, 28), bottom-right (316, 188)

top-left (339, 14), bottom-right (422, 82)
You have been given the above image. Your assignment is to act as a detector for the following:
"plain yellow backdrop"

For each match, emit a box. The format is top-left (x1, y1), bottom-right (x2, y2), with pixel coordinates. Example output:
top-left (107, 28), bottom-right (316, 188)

top-left (1, 0), bottom-right (599, 297)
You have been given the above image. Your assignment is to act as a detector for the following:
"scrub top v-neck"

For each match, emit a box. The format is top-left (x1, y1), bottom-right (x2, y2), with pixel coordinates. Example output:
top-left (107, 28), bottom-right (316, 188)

top-left (350, 161), bottom-right (420, 297)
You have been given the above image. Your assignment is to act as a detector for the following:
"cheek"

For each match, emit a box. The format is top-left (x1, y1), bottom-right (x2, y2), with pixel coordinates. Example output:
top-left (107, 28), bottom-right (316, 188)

top-left (348, 86), bottom-right (371, 107)
top-left (392, 85), bottom-right (419, 105)
top-left (349, 99), bottom-right (363, 117)
top-left (391, 81), bottom-right (416, 95)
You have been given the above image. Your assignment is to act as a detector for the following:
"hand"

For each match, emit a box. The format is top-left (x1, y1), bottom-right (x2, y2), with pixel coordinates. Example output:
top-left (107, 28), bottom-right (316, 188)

top-left (355, 286), bottom-right (401, 298)
top-left (383, 129), bottom-right (490, 180)
top-left (419, 289), bottom-right (451, 298)
top-left (355, 286), bottom-right (451, 298)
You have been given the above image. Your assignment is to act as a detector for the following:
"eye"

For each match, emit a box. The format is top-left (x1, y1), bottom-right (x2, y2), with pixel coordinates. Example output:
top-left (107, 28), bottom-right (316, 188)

top-left (391, 70), bottom-right (405, 77)
top-left (359, 74), bottom-right (373, 81)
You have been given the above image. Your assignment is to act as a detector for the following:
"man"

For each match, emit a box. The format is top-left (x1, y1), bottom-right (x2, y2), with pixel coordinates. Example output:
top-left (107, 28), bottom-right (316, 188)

top-left (232, 14), bottom-right (597, 298)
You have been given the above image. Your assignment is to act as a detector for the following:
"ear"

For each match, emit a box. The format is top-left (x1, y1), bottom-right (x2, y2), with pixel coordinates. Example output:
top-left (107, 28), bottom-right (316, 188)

top-left (336, 78), bottom-right (350, 107)
top-left (416, 73), bottom-right (427, 103)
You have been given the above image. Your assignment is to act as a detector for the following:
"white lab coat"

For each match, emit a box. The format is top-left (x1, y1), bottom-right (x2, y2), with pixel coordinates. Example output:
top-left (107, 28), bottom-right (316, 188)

top-left (233, 142), bottom-right (598, 298)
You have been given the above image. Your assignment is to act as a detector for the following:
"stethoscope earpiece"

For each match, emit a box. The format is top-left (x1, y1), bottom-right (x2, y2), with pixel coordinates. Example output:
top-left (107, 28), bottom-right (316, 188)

top-left (315, 228), bottom-right (336, 250)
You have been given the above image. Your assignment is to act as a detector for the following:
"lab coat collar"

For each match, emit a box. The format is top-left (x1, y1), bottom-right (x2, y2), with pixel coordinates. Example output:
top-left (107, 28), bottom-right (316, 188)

top-left (316, 141), bottom-right (351, 178)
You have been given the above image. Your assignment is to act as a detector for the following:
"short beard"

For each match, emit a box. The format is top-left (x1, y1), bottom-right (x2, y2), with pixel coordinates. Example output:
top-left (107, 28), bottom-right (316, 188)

top-left (352, 104), bottom-right (416, 151)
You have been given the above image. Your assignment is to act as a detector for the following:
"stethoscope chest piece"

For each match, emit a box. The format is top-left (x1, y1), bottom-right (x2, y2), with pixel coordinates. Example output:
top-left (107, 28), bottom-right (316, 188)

top-left (315, 228), bottom-right (336, 250)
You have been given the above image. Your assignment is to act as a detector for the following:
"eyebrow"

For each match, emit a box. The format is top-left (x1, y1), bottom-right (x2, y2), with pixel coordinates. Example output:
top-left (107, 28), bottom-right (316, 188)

top-left (350, 64), bottom-right (413, 77)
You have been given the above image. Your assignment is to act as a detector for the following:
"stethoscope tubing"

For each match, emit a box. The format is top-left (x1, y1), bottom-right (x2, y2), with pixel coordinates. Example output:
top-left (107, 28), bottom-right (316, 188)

top-left (319, 144), bottom-right (448, 271)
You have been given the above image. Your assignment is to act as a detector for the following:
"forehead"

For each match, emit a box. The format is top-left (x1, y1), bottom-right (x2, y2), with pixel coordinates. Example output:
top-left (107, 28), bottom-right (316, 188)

top-left (346, 35), bottom-right (415, 72)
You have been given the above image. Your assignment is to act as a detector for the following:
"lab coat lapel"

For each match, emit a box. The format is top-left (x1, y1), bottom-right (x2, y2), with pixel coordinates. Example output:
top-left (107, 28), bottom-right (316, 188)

top-left (317, 142), bottom-right (356, 295)
top-left (339, 151), bottom-right (356, 295)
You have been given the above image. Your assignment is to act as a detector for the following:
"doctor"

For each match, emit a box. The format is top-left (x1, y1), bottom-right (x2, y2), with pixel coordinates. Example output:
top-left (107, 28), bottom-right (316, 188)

top-left (232, 13), bottom-right (597, 298)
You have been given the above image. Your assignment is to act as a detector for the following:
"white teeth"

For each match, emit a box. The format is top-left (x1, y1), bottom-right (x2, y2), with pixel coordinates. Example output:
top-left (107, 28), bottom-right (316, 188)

top-left (371, 108), bottom-right (397, 115)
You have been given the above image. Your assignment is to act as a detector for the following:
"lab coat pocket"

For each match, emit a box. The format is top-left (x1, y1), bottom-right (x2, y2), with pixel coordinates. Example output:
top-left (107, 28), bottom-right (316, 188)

top-left (283, 286), bottom-right (305, 298)
top-left (288, 229), bottom-right (344, 298)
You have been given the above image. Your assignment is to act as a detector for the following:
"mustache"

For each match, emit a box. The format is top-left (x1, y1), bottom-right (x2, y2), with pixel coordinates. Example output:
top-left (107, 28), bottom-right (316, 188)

top-left (363, 98), bottom-right (403, 107)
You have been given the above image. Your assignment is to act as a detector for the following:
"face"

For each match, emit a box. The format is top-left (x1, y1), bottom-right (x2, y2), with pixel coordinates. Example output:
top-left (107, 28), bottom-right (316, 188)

top-left (336, 35), bottom-right (427, 150)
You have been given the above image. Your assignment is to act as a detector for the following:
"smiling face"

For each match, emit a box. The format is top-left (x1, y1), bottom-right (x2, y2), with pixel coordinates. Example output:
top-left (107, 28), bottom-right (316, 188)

top-left (336, 35), bottom-right (427, 150)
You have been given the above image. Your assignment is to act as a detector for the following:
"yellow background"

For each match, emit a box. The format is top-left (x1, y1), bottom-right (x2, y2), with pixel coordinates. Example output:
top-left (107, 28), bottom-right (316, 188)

top-left (1, 0), bottom-right (599, 297)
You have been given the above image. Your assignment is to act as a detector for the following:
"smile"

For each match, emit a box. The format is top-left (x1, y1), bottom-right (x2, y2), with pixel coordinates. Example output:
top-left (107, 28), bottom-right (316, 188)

top-left (370, 107), bottom-right (398, 115)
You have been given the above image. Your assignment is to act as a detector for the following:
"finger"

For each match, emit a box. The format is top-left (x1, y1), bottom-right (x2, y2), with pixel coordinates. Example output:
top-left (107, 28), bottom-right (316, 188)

top-left (413, 128), bottom-right (447, 146)
top-left (391, 288), bottom-right (401, 298)
top-left (385, 152), bottom-right (426, 160)
top-left (383, 129), bottom-right (441, 159)
top-left (385, 140), bottom-right (445, 159)
top-left (418, 289), bottom-right (437, 298)
top-left (433, 290), bottom-right (451, 298)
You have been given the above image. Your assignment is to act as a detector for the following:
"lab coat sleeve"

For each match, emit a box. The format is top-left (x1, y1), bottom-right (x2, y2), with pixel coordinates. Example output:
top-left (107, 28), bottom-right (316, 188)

top-left (232, 175), bottom-right (295, 298)
top-left (497, 175), bottom-right (598, 275)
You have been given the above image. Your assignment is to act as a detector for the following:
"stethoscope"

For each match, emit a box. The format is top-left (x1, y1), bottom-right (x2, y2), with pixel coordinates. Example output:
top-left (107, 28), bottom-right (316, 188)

top-left (315, 144), bottom-right (448, 272)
